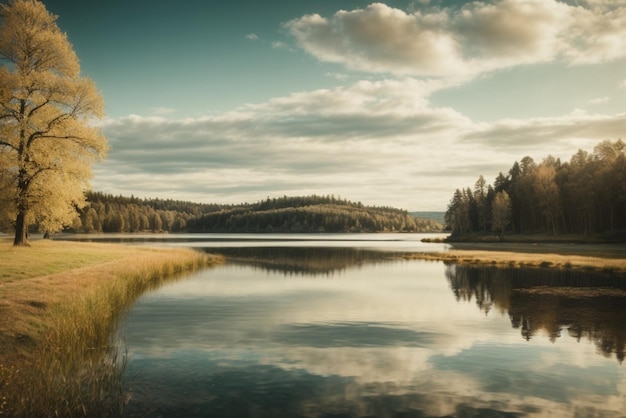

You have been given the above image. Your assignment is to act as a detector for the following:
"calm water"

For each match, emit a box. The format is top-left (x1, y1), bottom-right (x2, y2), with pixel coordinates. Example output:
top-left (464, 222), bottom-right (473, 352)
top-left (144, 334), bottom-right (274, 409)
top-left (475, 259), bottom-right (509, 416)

top-left (113, 235), bottom-right (626, 418)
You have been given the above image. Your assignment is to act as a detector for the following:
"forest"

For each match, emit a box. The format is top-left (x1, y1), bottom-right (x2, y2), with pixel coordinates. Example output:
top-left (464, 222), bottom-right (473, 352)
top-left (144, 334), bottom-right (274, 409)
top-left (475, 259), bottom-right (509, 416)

top-left (445, 139), bottom-right (626, 240)
top-left (65, 193), bottom-right (443, 234)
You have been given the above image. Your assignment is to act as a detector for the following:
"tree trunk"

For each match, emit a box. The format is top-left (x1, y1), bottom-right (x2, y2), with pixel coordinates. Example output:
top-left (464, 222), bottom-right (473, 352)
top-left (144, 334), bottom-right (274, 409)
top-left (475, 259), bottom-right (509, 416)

top-left (13, 210), bottom-right (29, 246)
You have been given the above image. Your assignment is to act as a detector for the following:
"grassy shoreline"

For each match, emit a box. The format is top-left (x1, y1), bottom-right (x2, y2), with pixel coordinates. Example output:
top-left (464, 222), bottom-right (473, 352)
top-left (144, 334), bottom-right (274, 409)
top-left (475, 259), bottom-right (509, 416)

top-left (404, 248), bottom-right (626, 275)
top-left (0, 239), bottom-right (223, 417)
top-left (1, 237), bottom-right (624, 415)
top-left (418, 233), bottom-right (626, 274)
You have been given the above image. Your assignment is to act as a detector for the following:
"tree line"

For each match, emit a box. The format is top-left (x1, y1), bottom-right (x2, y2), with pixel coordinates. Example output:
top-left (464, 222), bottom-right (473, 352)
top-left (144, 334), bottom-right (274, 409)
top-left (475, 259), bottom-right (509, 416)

top-left (186, 195), bottom-right (442, 233)
top-left (66, 191), bottom-right (218, 233)
top-left (64, 193), bottom-right (442, 234)
top-left (445, 139), bottom-right (626, 239)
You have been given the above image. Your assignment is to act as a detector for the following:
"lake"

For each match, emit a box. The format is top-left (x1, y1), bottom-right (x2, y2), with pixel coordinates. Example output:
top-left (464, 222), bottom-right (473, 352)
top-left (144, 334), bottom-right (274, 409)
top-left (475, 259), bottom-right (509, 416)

top-left (88, 234), bottom-right (625, 417)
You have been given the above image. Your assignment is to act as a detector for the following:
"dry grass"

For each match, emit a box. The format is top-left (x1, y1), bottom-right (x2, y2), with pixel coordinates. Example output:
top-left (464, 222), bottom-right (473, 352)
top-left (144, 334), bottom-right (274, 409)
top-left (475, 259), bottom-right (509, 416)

top-left (0, 239), bottom-right (131, 284)
top-left (405, 249), bottom-right (626, 275)
top-left (0, 239), bottom-right (223, 417)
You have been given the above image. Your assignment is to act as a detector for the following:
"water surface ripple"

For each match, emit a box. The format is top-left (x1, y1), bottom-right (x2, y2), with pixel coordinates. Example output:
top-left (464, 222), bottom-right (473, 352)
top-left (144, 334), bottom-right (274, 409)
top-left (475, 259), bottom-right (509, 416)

top-left (113, 235), bottom-right (626, 418)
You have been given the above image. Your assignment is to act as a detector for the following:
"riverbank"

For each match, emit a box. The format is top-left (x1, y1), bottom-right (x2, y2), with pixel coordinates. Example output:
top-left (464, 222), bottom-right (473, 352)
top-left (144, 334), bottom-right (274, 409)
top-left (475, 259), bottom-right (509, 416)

top-left (416, 232), bottom-right (626, 275)
top-left (405, 246), bottom-right (626, 275)
top-left (422, 232), bottom-right (626, 245)
top-left (0, 239), bottom-right (223, 417)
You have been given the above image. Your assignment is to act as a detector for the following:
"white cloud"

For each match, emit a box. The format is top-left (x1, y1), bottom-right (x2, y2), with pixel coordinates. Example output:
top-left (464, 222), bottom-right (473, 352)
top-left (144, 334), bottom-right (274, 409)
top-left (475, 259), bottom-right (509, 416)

top-left (560, 4), bottom-right (626, 64)
top-left (463, 109), bottom-right (626, 150)
top-left (284, 1), bottom-right (626, 78)
top-left (93, 78), bottom-right (622, 210)
top-left (325, 72), bottom-right (349, 80)
top-left (285, 4), bottom-right (464, 77)
top-left (271, 40), bottom-right (288, 49)
top-left (245, 33), bottom-right (258, 41)
top-left (587, 96), bottom-right (610, 105)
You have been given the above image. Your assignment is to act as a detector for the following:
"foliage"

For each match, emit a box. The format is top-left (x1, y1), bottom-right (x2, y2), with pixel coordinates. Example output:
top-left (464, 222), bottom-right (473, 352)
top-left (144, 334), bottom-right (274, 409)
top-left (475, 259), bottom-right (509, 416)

top-left (185, 195), bottom-right (443, 233)
top-left (69, 191), bottom-right (221, 233)
top-left (61, 193), bottom-right (442, 234)
top-left (0, 0), bottom-right (107, 245)
top-left (445, 139), bottom-right (626, 239)
top-left (491, 191), bottom-right (511, 240)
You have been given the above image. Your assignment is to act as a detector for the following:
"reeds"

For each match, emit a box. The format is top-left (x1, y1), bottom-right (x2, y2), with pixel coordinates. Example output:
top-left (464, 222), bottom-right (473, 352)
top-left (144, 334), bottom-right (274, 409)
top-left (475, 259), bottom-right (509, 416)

top-left (0, 242), bottom-right (223, 417)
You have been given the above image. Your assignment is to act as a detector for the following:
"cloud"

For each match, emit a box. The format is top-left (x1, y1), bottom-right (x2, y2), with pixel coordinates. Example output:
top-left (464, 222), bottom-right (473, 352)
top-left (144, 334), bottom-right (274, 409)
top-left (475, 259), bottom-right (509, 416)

top-left (93, 78), bottom-right (623, 210)
top-left (463, 110), bottom-right (626, 150)
top-left (245, 33), bottom-right (258, 40)
top-left (271, 40), bottom-right (288, 49)
top-left (587, 97), bottom-right (610, 105)
top-left (284, 1), bottom-right (626, 78)
top-left (285, 4), bottom-right (464, 77)
top-left (122, 261), bottom-right (625, 418)
top-left (325, 72), bottom-right (349, 80)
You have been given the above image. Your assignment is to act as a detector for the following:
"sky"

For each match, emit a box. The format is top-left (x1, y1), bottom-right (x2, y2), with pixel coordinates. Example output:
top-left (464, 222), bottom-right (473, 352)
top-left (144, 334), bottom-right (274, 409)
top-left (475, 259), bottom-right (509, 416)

top-left (38, 0), bottom-right (626, 210)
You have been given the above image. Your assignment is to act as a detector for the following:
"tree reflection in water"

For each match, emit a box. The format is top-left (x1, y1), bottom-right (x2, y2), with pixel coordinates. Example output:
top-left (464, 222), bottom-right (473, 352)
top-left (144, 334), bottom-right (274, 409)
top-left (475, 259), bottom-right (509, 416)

top-left (203, 246), bottom-right (410, 277)
top-left (204, 246), bottom-right (626, 363)
top-left (121, 246), bottom-right (626, 417)
top-left (445, 264), bottom-right (626, 363)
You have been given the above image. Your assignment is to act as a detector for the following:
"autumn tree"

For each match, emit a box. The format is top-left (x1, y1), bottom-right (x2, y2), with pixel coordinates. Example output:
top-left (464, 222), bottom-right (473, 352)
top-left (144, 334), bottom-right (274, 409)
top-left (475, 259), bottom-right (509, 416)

top-left (0, 0), bottom-right (107, 245)
top-left (491, 191), bottom-right (511, 241)
top-left (533, 159), bottom-right (561, 235)
top-left (445, 139), bottom-right (625, 239)
top-left (593, 139), bottom-right (626, 232)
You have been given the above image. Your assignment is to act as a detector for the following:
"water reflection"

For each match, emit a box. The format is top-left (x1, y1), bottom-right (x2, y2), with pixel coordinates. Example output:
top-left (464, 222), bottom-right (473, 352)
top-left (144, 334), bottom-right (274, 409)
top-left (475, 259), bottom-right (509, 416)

top-left (445, 264), bottom-right (626, 363)
top-left (121, 247), bottom-right (626, 417)
top-left (202, 246), bottom-right (410, 276)
top-left (54, 232), bottom-right (450, 253)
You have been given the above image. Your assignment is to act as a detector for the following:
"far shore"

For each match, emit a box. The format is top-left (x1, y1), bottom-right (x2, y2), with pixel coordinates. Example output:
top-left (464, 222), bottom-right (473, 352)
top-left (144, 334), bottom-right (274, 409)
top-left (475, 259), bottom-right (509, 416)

top-left (405, 245), bottom-right (626, 275)
top-left (415, 232), bottom-right (626, 275)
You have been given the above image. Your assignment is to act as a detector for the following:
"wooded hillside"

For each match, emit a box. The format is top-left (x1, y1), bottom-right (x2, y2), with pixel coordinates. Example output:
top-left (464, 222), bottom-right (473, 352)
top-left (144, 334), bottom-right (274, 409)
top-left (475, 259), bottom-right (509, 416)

top-left (186, 195), bottom-right (442, 233)
top-left (65, 193), bottom-right (442, 234)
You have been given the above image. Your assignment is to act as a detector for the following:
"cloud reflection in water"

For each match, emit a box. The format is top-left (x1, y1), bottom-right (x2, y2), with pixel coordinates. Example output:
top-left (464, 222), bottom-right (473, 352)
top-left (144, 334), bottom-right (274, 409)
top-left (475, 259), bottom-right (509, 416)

top-left (121, 247), bottom-right (626, 417)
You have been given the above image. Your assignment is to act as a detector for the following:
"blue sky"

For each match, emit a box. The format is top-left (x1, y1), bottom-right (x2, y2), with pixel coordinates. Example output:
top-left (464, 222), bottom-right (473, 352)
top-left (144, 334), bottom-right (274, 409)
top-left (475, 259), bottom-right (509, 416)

top-left (41, 0), bottom-right (626, 210)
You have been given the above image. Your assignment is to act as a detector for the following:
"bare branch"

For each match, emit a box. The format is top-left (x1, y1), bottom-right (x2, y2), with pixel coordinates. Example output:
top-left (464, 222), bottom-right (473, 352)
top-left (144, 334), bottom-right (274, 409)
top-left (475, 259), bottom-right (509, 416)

top-left (0, 140), bottom-right (18, 151)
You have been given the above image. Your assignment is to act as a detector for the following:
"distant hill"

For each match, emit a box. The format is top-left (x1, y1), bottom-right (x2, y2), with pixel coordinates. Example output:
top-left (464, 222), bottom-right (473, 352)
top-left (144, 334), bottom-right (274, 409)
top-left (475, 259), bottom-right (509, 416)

top-left (69, 192), bottom-right (443, 233)
top-left (410, 211), bottom-right (445, 225)
top-left (187, 196), bottom-right (444, 233)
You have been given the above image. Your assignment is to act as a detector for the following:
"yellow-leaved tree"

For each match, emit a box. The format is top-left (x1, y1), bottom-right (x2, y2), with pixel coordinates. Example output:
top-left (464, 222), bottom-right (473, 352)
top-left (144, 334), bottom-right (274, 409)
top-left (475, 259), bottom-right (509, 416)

top-left (0, 0), bottom-right (107, 246)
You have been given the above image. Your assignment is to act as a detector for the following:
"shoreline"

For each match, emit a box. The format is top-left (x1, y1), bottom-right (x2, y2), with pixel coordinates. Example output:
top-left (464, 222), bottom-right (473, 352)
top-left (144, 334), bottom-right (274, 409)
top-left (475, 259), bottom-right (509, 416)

top-left (404, 248), bottom-right (626, 275)
top-left (0, 239), bottom-right (224, 417)
top-left (2, 237), bottom-right (624, 414)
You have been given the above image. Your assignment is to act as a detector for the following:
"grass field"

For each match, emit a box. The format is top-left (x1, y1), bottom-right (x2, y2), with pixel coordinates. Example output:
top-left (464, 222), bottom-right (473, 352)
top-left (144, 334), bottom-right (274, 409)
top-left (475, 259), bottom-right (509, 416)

top-left (0, 239), bottom-right (223, 417)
